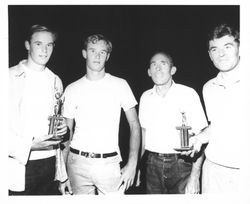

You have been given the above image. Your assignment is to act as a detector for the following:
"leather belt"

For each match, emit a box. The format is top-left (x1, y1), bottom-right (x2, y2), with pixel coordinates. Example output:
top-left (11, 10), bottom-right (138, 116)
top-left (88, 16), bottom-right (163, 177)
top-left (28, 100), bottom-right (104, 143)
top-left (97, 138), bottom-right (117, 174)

top-left (70, 147), bottom-right (117, 158)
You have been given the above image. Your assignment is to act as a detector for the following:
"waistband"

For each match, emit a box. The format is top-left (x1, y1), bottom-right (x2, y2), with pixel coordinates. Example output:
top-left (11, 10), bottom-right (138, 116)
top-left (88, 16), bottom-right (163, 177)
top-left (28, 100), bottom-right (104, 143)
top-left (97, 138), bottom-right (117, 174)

top-left (146, 150), bottom-right (179, 158)
top-left (70, 147), bottom-right (117, 158)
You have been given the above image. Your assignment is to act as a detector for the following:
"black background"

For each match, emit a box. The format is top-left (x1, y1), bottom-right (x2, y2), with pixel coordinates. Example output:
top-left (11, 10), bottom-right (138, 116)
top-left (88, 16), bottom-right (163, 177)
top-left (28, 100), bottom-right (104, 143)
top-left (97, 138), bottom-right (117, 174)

top-left (8, 5), bottom-right (239, 193)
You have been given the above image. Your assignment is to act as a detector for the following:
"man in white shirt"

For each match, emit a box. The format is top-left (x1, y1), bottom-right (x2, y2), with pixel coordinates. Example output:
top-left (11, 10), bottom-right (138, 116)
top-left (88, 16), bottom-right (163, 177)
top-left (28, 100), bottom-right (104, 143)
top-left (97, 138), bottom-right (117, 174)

top-left (8, 25), bottom-right (71, 195)
top-left (63, 34), bottom-right (140, 194)
top-left (187, 23), bottom-right (245, 193)
top-left (139, 51), bottom-right (208, 194)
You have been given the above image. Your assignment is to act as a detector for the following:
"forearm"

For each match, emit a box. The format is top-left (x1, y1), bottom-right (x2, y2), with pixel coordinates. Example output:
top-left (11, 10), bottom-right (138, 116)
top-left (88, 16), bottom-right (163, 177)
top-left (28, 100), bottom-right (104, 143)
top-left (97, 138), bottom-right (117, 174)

top-left (195, 124), bottom-right (211, 144)
top-left (127, 121), bottom-right (141, 166)
top-left (62, 117), bottom-right (74, 162)
top-left (190, 152), bottom-right (205, 177)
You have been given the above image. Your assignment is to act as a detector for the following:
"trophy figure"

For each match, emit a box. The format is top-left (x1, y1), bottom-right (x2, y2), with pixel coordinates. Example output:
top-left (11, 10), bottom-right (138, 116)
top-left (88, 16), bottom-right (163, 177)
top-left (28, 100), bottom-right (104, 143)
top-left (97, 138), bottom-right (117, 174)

top-left (175, 112), bottom-right (193, 151)
top-left (48, 92), bottom-right (64, 140)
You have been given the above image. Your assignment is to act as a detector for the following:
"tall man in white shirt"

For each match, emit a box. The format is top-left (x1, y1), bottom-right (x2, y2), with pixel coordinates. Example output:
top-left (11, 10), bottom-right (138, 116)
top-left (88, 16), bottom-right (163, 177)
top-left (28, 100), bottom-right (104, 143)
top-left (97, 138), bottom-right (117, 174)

top-left (8, 25), bottom-right (71, 195)
top-left (187, 23), bottom-right (245, 193)
top-left (139, 51), bottom-right (208, 194)
top-left (63, 34), bottom-right (140, 194)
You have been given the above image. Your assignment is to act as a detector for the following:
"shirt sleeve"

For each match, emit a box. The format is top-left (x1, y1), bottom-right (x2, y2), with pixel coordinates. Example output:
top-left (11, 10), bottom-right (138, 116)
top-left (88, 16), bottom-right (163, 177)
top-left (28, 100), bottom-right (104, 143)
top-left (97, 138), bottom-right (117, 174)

top-left (120, 80), bottom-right (138, 112)
top-left (8, 72), bottom-right (33, 165)
top-left (62, 85), bottom-right (76, 119)
top-left (138, 93), bottom-right (147, 128)
top-left (188, 89), bottom-right (208, 134)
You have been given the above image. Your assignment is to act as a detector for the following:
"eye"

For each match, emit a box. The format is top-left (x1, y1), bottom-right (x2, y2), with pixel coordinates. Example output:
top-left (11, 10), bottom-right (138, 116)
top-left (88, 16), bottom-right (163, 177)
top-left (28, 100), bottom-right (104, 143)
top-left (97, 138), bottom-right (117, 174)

top-left (100, 51), bottom-right (107, 55)
top-left (47, 43), bottom-right (54, 48)
top-left (225, 45), bottom-right (232, 49)
top-left (34, 42), bottom-right (41, 46)
top-left (210, 48), bottom-right (217, 53)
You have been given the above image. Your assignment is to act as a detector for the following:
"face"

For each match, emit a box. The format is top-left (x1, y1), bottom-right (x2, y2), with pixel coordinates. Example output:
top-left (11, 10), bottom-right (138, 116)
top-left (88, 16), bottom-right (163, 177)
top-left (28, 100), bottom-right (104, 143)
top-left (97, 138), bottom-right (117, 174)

top-left (25, 31), bottom-right (55, 66)
top-left (208, 35), bottom-right (240, 72)
top-left (148, 53), bottom-right (176, 86)
top-left (82, 40), bottom-right (110, 72)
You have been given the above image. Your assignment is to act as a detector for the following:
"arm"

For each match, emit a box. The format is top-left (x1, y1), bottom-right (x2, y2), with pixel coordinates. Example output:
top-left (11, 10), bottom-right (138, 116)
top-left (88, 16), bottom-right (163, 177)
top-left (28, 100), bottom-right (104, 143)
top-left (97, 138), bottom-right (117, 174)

top-left (185, 152), bottom-right (205, 194)
top-left (62, 117), bottom-right (75, 163)
top-left (119, 107), bottom-right (141, 191)
top-left (141, 127), bottom-right (146, 158)
top-left (58, 117), bottom-right (74, 195)
top-left (188, 125), bottom-right (211, 157)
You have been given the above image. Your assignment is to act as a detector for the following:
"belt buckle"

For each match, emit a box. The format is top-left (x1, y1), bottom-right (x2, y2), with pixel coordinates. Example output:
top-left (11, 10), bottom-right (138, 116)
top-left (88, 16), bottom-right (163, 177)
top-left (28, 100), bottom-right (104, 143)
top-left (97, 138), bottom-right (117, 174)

top-left (89, 152), bottom-right (95, 158)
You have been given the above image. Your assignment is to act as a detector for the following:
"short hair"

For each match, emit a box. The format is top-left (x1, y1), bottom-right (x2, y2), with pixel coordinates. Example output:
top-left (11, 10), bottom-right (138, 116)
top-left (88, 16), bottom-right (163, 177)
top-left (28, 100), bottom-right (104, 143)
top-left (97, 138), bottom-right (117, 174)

top-left (83, 34), bottom-right (112, 53)
top-left (150, 51), bottom-right (174, 67)
top-left (207, 23), bottom-right (239, 47)
top-left (26, 24), bottom-right (58, 42)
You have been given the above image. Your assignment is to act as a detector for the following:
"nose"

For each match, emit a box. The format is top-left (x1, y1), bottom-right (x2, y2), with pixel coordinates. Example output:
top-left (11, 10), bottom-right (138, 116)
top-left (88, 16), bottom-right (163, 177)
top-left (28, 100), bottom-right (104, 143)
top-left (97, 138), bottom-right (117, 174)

top-left (156, 64), bottom-right (161, 71)
top-left (41, 45), bottom-right (48, 53)
top-left (95, 52), bottom-right (101, 59)
top-left (218, 48), bottom-right (225, 57)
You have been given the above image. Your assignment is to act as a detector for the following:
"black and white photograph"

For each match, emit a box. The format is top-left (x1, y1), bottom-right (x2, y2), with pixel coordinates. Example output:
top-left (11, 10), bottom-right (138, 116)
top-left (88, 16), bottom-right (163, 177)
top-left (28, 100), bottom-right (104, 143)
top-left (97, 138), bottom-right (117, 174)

top-left (2, 0), bottom-right (250, 203)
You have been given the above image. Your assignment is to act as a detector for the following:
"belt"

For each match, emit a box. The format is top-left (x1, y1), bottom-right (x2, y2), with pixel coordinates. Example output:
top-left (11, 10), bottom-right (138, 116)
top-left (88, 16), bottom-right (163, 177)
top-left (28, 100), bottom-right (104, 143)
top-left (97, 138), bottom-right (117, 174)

top-left (70, 147), bottom-right (117, 158)
top-left (147, 150), bottom-right (179, 158)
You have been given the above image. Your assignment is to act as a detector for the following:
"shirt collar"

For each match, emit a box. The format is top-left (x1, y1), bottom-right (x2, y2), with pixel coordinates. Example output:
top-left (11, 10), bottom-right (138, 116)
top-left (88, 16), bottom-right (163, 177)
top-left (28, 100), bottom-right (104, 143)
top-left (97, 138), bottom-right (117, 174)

top-left (150, 80), bottom-right (176, 96)
top-left (213, 64), bottom-right (241, 87)
top-left (14, 60), bottom-right (48, 78)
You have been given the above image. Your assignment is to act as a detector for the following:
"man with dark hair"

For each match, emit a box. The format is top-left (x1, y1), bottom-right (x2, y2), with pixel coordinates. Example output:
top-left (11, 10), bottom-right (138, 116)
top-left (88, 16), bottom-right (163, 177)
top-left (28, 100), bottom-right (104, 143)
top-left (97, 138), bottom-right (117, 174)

top-left (187, 23), bottom-right (244, 193)
top-left (8, 24), bottom-right (71, 195)
top-left (138, 51), bottom-right (208, 194)
top-left (63, 34), bottom-right (140, 194)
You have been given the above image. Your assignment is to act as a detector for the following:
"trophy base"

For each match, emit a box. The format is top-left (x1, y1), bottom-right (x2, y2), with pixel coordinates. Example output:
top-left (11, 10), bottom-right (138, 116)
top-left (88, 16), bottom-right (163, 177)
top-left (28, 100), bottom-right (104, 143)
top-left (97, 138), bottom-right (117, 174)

top-left (174, 147), bottom-right (193, 152)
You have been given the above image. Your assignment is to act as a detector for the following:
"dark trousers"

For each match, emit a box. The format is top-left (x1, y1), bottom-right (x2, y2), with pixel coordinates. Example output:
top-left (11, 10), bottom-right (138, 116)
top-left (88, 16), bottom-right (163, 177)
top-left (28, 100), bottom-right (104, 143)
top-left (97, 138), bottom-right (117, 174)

top-left (9, 156), bottom-right (60, 196)
top-left (145, 151), bottom-right (192, 194)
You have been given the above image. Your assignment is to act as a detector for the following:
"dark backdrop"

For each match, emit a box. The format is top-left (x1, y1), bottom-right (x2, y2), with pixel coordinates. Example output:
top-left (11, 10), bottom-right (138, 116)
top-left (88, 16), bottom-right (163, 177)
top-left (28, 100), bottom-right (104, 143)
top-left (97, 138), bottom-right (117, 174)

top-left (8, 5), bottom-right (239, 193)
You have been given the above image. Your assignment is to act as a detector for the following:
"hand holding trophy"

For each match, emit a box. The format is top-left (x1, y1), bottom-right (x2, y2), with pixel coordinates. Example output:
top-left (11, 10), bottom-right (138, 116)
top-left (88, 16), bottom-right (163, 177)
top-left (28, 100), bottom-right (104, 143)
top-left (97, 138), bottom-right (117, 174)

top-left (174, 112), bottom-right (194, 151)
top-left (48, 92), bottom-right (66, 140)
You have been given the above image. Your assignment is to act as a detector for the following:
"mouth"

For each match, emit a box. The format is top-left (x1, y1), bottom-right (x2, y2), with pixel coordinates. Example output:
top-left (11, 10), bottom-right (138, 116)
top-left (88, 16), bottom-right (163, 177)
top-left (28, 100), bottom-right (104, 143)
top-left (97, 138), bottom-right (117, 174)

top-left (39, 55), bottom-right (48, 59)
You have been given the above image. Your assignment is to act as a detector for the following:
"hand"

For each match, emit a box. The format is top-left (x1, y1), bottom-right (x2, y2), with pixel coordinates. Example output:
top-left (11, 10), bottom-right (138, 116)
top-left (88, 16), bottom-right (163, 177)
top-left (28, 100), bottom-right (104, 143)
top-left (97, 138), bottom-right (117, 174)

top-left (118, 163), bottom-right (136, 191)
top-left (31, 134), bottom-right (62, 150)
top-left (55, 118), bottom-right (68, 136)
top-left (185, 173), bottom-right (200, 194)
top-left (180, 136), bottom-right (202, 157)
top-left (58, 179), bottom-right (73, 195)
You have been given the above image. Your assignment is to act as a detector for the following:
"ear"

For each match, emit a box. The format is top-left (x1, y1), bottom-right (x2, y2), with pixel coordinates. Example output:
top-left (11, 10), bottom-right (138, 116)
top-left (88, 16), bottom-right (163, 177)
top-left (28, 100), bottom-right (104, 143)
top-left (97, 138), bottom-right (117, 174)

top-left (105, 53), bottom-right (110, 61)
top-left (171, 66), bottom-right (177, 76)
top-left (147, 68), bottom-right (152, 77)
top-left (208, 50), bottom-right (213, 61)
top-left (82, 49), bottom-right (87, 59)
top-left (25, 41), bottom-right (30, 51)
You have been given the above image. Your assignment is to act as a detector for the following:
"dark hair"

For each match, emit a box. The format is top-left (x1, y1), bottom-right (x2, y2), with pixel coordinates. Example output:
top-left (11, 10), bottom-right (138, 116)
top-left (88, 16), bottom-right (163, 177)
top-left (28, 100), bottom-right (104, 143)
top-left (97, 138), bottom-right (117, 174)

top-left (26, 24), bottom-right (58, 42)
top-left (150, 51), bottom-right (174, 67)
top-left (207, 23), bottom-right (239, 47)
top-left (83, 34), bottom-right (112, 53)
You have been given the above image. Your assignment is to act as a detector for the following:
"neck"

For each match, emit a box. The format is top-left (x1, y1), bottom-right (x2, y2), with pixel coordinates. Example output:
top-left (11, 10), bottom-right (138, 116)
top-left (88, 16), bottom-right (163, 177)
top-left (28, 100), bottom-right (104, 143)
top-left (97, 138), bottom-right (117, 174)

top-left (25, 58), bottom-right (46, 72)
top-left (155, 80), bottom-right (173, 97)
top-left (220, 63), bottom-right (240, 82)
top-left (86, 68), bottom-right (106, 81)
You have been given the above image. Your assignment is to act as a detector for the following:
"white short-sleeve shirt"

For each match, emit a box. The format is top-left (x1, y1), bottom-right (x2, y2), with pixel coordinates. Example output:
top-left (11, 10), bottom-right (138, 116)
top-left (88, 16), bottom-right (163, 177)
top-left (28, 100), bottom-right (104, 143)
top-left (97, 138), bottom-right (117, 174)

top-left (63, 73), bottom-right (137, 153)
top-left (139, 82), bottom-right (208, 154)
top-left (203, 68), bottom-right (246, 168)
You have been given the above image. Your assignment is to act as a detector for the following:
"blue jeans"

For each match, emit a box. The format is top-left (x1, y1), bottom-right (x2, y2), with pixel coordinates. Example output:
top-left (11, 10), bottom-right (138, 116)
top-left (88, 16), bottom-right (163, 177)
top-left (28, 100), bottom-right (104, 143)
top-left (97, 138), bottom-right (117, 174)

top-left (145, 151), bottom-right (192, 194)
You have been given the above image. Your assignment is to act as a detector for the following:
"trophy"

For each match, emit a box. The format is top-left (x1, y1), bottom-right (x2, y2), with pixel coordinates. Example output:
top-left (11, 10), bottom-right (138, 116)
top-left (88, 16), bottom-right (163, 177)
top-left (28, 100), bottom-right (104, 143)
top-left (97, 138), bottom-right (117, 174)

top-left (48, 92), bottom-right (64, 140)
top-left (174, 112), bottom-right (193, 151)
